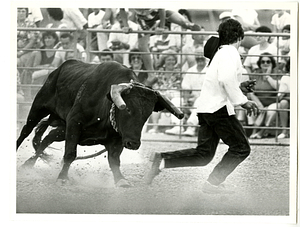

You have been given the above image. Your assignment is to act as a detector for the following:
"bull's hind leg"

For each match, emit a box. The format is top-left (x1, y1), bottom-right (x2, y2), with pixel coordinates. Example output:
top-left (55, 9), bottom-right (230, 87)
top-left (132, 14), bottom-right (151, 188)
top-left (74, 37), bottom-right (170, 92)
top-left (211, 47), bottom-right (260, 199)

top-left (23, 125), bottom-right (66, 168)
top-left (36, 125), bottom-right (66, 163)
top-left (106, 140), bottom-right (132, 188)
top-left (17, 106), bottom-right (50, 150)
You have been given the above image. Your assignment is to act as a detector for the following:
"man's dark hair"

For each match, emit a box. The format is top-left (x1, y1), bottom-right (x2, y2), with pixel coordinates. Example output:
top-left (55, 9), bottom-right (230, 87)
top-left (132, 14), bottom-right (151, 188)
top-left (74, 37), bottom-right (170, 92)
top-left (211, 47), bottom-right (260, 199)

top-left (218, 19), bottom-right (244, 45)
top-left (255, 26), bottom-right (272, 33)
top-left (47, 8), bottom-right (64, 21)
top-left (99, 49), bottom-right (114, 58)
top-left (60, 32), bottom-right (73, 41)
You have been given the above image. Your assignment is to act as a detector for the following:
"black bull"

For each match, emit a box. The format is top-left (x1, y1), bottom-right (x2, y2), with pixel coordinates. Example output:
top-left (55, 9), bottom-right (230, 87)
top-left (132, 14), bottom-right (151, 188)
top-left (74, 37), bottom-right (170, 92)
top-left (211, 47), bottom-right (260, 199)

top-left (16, 60), bottom-right (184, 187)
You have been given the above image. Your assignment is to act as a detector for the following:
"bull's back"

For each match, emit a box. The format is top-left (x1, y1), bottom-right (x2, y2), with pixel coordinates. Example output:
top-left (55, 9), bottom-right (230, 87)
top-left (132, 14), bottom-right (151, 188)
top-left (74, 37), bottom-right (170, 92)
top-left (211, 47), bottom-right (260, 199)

top-left (36, 60), bottom-right (136, 119)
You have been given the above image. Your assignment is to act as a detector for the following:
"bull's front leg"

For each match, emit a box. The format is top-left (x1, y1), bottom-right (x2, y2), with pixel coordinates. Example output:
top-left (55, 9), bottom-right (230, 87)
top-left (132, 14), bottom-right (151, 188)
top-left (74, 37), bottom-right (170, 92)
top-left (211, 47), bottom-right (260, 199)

top-left (57, 120), bottom-right (80, 185)
top-left (105, 140), bottom-right (132, 188)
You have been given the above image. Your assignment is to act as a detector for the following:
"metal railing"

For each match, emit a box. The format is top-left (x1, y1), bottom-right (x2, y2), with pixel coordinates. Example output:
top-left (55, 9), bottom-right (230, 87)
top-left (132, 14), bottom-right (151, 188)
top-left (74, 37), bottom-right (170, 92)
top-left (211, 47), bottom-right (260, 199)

top-left (16, 27), bottom-right (291, 146)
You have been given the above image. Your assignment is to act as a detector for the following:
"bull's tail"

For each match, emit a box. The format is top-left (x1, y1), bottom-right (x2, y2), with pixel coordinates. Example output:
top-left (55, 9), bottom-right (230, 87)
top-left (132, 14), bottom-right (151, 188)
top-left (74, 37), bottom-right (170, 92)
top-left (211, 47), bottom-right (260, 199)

top-left (32, 118), bottom-right (50, 151)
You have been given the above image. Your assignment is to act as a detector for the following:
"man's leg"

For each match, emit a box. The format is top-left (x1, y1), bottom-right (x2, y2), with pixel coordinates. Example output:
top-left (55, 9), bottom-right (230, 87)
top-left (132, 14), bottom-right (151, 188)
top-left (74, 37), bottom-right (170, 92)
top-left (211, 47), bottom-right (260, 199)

top-left (144, 115), bottom-right (220, 184)
top-left (207, 115), bottom-right (251, 186)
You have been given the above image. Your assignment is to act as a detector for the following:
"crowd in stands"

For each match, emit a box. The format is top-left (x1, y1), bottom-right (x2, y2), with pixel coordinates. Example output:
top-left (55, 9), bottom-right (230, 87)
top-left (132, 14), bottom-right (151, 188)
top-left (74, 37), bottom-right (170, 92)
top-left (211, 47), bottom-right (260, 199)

top-left (17, 8), bottom-right (291, 139)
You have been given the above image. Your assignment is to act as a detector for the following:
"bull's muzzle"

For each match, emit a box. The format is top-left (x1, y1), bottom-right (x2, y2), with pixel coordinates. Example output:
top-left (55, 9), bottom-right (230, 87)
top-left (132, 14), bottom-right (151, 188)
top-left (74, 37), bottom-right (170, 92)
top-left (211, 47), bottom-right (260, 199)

top-left (123, 140), bottom-right (140, 150)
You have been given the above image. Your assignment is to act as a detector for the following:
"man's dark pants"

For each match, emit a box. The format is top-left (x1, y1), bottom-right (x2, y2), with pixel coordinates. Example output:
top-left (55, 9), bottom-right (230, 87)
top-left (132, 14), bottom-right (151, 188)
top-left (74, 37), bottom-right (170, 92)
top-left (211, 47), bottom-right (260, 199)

top-left (161, 106), bottom-right (251, 186)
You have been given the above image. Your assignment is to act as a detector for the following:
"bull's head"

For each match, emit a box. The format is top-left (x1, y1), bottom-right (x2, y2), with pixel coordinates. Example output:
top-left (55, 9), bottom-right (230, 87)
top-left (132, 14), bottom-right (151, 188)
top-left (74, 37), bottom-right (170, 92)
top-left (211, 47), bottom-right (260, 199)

top-left (108, 81), bottom-right (184, 150)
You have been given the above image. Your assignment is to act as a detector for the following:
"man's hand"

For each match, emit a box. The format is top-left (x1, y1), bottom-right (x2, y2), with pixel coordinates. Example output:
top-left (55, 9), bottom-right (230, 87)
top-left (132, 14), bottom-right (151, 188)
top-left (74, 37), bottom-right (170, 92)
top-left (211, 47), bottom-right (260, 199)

top-left (122, 27), bottom-right (133, 34)
top-left (241, 100), bottom-right (259, 117)
top-left (240, 79), bottom-right (256, 93)
top-left (155, 27), bottom-right (165, 35)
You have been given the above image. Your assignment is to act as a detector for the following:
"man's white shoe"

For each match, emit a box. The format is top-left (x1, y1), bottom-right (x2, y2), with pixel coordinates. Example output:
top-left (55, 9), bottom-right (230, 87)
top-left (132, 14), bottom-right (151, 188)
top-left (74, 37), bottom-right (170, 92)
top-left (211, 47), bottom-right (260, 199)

top-left (182, 127), bottom-right (196, 136)
top-left (202, 181), bottom-right (235, 194)
top-left (165, 126), bottom-right (181, 135)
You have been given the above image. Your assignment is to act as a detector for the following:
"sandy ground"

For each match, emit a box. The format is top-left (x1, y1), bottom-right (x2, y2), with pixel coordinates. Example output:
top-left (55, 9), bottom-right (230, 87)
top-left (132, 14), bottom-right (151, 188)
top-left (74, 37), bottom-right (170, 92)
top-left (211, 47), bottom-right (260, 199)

top-left (15, 131), bottom-right (291, 219)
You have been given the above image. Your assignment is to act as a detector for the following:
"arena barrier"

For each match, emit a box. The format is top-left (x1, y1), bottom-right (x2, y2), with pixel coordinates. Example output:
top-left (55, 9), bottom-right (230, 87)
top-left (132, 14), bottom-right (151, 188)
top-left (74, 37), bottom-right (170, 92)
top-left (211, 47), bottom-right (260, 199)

top-left (17, 27), bottom-right (290, 146)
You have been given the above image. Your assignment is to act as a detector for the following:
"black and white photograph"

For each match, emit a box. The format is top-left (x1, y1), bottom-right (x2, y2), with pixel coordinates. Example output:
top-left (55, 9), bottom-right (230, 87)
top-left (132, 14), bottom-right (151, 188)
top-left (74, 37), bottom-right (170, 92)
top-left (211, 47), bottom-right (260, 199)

top-left (7, 0), bottom-right (299, 226)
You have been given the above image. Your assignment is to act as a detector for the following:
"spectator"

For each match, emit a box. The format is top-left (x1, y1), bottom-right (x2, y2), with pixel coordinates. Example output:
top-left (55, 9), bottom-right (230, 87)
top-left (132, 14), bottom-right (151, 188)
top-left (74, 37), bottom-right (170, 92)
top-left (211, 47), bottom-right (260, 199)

top-left (61, 8), bottom-right (88, 30)
top-left (128, 49), bottom-right (148, 84)
top-left (61, 8), bottom-right (88, 49)
top-left (31, 31), bottom-right (59, 88)
top-left (165, 47), bottom-right (207, 136)
top-left (50, 32), bottom-right (85, 68)
top-left (87, 8), bottom-right (107, 60)
top-left (273, 24), bottom-right (290, 70)
top-left (150, 21), bottom-right (178, 68)
top-left (119, 8), bottom-right (201, 86)
top-left (107, 9), bottom-right (139, 66)
top-left (180, 26), bottom-right (206, 72)
top-left (248, 53), bottom-right (282, 139)
top-left (243, 26), bottom-right (278, 74)
top-left (271, 10), bottom-right (291, 33)
top-left (28, 8), bottom-right (43, 27)
top-left (276, 59), bottom-right (290, 138)
top-left (264, 59), bottom-right (290, 139)
top-left (17, 7), bottom-right (41, 68)
top-left (170, 9), bottom-right (195, 53)
top-left (98, 49), bottom-right (114, 62)
top-left (148, 49), bottom-right (181, 134)
top-left (93, 8), bottom-right (116, 53)
top-left (231, 9), bottom-right (260, 31)
top-left (46, 8), bottom-right (68, 38)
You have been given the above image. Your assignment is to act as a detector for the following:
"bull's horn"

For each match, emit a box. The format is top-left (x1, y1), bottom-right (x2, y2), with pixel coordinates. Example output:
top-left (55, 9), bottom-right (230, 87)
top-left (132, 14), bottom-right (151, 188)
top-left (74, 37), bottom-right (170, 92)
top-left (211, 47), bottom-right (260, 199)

top-left (110, 84), bottom-right (132, 110)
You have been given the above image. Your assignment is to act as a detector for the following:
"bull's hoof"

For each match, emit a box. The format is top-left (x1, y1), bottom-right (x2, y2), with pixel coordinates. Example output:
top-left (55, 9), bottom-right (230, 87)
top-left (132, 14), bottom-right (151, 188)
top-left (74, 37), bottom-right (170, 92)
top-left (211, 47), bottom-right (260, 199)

top-left (116, 179), bottom-right (133, 188)
top-left (56, 178), bottom-right (71, 186)
top-left (39, 153), bottom-right (54, 164)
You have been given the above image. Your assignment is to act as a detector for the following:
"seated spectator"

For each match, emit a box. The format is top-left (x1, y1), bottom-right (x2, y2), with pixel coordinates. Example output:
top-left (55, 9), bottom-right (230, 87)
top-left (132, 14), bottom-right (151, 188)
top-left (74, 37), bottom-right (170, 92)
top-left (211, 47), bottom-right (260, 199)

top-left (248, 53), bottom-right (282, 139)
top-left (50, 32), bottom-right (85, 68)
top-left (30, 31), bottom-right (59, 98)
top-left (148, 49), bottom-right (181, 134)
top-left (150, 21), bottom-right (178, 69)
top-left (273, 24), bottom-right (290, 70)
top-left (45, 8), bottom-right (68, 37)
top-left (271, 10), bottom-right (291, 33)
top-left (264, 59), bottom-right (290, 139)
top-left (180, 26), bottom-right (206, 72)
top-left (107, 9), bottom-right (139, 66)
top-left (165, 47), bottom-right (207, 136)
top-left (98, 49), bottom-right (114, 63)
top-left (128, 49), bottom-right (148, 84)
top-left (17, 7), bottom-right (41, 68)
top-left (243, 26), bottom-right (278, 74)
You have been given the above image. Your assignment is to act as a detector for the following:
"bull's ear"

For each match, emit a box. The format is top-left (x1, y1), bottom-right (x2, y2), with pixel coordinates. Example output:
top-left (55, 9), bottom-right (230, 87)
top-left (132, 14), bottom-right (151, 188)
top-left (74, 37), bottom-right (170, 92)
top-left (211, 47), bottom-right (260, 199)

top-left (154, 91), bottom-right (184, 119)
